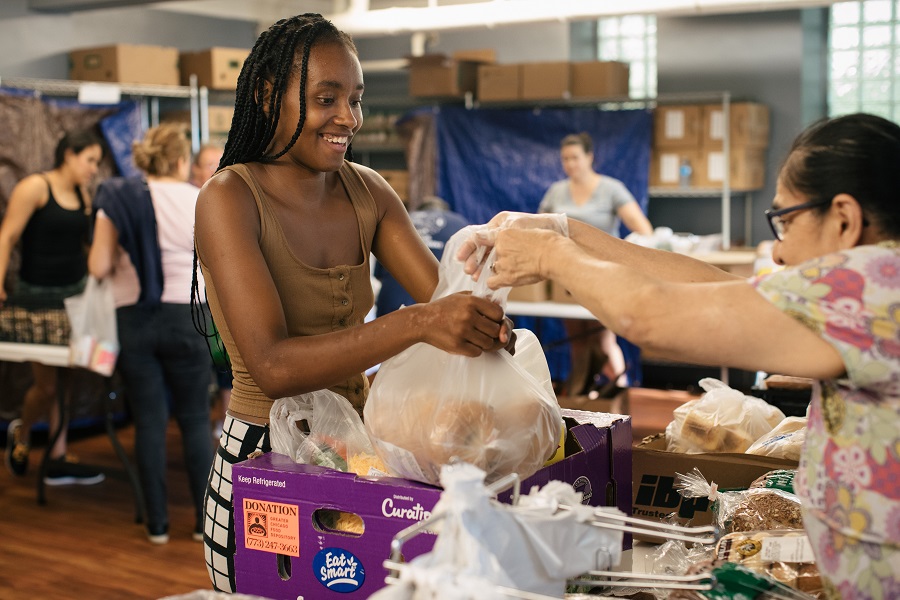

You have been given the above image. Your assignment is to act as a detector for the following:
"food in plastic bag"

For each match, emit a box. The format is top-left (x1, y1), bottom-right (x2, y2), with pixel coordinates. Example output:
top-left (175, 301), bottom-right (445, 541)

top-left (269, 389), bottom-right (386, 475)
top-left (751, 469), bottom-right (797, 494)
top-left (64, 276), bottom-right (120, 376)
top-left (668, 560), bottom-right (818, 599)
top-left (746, 416), bottom-right (806, 460)
top-left (365, 225), bottom-right (563, 486)
top-left (666, 379), bottom-right (785, 454)
top-left (676, 468), bottom-right (804, 534)
top-left (714, 530), bottom-right (824, 598)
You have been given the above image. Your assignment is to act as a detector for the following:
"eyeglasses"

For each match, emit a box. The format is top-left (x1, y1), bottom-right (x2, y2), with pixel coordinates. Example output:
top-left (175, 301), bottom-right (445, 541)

top-left (764, 199), bottom-right (832, 241)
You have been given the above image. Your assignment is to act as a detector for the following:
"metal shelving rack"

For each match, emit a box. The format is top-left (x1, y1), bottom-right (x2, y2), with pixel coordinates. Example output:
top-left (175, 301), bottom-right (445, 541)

top-left (0, 75), bottom-right (204, 153)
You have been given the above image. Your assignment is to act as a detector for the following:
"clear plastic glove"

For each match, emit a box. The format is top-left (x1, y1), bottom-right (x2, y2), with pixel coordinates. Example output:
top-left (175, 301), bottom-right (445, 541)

top-left (456, 211), bottom-right (569, 281)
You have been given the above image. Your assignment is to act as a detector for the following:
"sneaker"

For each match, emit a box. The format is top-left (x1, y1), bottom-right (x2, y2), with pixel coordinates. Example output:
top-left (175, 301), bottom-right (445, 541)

top-left (5, 419), bottom-right (29, 477)
top-left (147, 523), bottom-right (169, 545)
top-left (43, 459), bottom-right (106, 486)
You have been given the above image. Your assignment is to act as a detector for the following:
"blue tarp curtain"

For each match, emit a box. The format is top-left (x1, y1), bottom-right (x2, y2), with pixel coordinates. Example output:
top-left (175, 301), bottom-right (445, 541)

top-left (432, 105), bottom-right (653, 386)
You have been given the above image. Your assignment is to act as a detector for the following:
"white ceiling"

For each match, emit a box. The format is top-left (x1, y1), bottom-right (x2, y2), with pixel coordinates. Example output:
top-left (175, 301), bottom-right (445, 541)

top-left (149, 0), bottom-right (838, 37)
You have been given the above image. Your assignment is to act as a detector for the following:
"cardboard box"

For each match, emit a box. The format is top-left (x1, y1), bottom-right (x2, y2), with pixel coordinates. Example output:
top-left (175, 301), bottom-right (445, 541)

top-left (408, 54), bottom-right (489, 98)
top-left (702, 102), bottom-right (770, 149)
top-left (653, 105), bottom-right (703, 148)
top-left (696, 146), bottom-right (767, 191)
top-left (477, 64), bottom-right (521, 102)
top-left (207, 105), bottom-right (234, 133)
top-left (452, 48), bottom-right (497, 63)
top-left (233, 409), bottom-right (632, 599)
top-left (69, 44), bottom-right (179, 86)
top-left (179, 47), bottom-right (249, 90)
top-left (648, 148), bottom-right (703, 188)
top-left (632, 434), bottom-right (797, 530)
top-left (378, 169), bottom-right (410, 202)
top-left (520, 61), bottom-right (571, 101)
top-left (627, 387), bottom-right (698, 442)
top-left (507, 281), bottom-right (549, 302)
top-left (569, 61), bottom-right (630, 99)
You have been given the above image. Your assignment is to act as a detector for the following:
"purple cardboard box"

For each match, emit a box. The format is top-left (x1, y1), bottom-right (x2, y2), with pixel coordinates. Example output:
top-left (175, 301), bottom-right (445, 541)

top-left (232, 409), bottom-right (631, 599)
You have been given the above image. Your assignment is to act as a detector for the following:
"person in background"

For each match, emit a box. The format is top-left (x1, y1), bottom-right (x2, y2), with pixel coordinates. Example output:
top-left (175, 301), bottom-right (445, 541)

top-left (189, 143), bottom-right (224, 190)
top-left (89, 123), bottom-right (213, 545)
top-left (187, 142), bottom-right (230, 440)
top-left (1, 129), bottom-right (106, 486)
top-left (463, 113), bottom-right (900, 599)
top-left (374, 195), bottom-right (470, 316)
top-left (538, 132), bottom-right (653, 396)
top-left (192, 14), bottom-right (512, 592)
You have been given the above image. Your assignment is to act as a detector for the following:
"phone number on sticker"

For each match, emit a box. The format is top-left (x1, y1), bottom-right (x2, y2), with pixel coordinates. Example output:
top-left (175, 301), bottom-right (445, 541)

top-left (246, 538), bottom-right (298, 553)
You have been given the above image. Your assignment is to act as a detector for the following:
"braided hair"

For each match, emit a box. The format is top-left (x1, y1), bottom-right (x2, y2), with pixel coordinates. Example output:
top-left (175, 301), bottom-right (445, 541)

top-left (220, 13), bottom-right (358, 166)
top-left (191, 13), bottom-right (358, 367)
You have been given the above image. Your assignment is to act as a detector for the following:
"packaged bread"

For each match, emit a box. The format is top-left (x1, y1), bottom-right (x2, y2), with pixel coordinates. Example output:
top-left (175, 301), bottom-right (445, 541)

top-left (365, 329), bottom-right (562, 486)
top-left (715, 530), bottom-right (824, 598)
top-left (720, 487), bottom-right (804, 533)
top-left (746, 416), bottom-right (807, 460)
top-left (667, 560), bottom-right (816, 600)
top-left (666, 378), bottom-right (785, 454)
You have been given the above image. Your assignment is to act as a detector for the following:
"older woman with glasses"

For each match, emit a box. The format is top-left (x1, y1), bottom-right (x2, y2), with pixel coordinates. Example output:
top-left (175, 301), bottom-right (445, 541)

top-left (460, 113), bottom-right (900, 598)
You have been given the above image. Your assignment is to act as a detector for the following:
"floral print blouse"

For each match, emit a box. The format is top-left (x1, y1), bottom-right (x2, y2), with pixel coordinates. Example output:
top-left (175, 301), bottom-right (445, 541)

top-left (750, 241), bottom-right (900, 547)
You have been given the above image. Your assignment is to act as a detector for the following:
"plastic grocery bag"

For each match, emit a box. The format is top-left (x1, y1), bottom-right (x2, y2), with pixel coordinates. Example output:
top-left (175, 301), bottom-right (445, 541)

top-left (364, 224), bottom-right (564, 486)
top-left (64, 276), bottom-right (119, 376)
top-left (666, 378), bottom-right (785, 454)
top-left (745, 416), bottom-right (807, 460)
top-left (269, 390), bottom-right (387, 476)
top-left (370, 463), bottom-right (621, 600)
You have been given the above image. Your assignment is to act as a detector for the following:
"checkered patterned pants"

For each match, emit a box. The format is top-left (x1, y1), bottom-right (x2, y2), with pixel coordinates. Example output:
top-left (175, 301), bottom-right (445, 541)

top-left (202, 414), bottom-right (270, 592)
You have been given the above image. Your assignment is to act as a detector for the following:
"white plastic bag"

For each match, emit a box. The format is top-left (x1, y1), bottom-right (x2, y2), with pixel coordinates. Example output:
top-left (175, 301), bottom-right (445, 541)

top-left (64, 276), bottom-right (119, 376)
top-left (370, 463), bottom-right (621, 600)
top-left (269, 390), bottom-right (386, 476)
top-left (745, 416), bottom-right (807, 460)
top-left (364, 224), bottom-right (563, 486)
top-left (665, 378), bottom-right (785, 454)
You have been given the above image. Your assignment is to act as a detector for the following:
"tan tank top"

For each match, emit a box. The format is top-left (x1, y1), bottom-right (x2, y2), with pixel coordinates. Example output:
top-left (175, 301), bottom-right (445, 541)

top-left (199, 161), bottom-right (376, 421)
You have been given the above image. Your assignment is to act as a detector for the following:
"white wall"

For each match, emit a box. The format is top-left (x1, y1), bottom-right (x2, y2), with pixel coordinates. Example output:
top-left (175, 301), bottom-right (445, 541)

top-left (0, 0), bottom-right (257, 79)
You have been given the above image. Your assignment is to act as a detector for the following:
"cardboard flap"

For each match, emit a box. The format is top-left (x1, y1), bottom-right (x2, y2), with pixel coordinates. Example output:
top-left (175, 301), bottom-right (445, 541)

top-left (561, 408), bottom-right (629, 452)
top-left (405, 54), bottom-right (452, 68)
top-left (637, 434), bottom-right (798, 469)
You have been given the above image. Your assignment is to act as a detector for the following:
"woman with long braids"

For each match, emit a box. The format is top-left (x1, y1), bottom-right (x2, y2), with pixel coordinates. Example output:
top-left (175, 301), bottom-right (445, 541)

top-left (193, 14), bottom-right (512, 591)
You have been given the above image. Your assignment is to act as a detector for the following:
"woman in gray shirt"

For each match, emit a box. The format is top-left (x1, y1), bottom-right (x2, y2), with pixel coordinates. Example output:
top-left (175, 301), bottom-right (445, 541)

top-left (538, 133), bottom-right (652, 396)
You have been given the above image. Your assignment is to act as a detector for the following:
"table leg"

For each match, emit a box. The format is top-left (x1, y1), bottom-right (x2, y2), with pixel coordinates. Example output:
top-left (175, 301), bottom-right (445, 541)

top-left (37, 367), bottom-right (68, 505)
top-left (103, 383), bottom-right (145, 524)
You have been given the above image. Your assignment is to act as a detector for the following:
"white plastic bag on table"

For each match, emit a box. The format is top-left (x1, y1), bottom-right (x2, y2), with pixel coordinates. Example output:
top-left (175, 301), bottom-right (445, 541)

top-left (665, 378), bottom-right (785, 454)
top-left (269, 389), bottom-right (386, 475)
top-left (364, 223), bottom-right (564, 486)
top-left (64, 276), bottom-right (119, 376)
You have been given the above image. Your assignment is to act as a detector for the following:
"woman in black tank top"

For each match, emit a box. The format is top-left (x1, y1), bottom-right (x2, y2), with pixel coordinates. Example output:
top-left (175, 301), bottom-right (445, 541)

top-left (0, 129), bottom-right (105, 484)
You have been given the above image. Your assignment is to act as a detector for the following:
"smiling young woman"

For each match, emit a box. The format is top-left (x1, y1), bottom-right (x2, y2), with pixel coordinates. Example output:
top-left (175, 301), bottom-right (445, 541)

top-left (191, 14), bottom-right (513, 592)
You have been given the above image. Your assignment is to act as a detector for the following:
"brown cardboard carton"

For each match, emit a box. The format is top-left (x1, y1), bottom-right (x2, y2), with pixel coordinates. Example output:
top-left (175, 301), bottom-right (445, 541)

top-left (452, 49), bottom-right (497, 63)
top-left (702, 102), bottom-right (770, 149)
top-left (477, 64), bottom-right (521, 102)
top-left (653, 105), bottom-right (703, 148)
top-left (520, 62), bottom-right (571, 101)
top-left (696, 146), bottom-right (767, 191)
top-left (632, 434), bottom-right (797, 530)
top-left (648, 148), bottom-right (703, 188)
top-left (627, 387), bottom-right (698, 442)
top-left (180, 47), bottom-right (249, 90)
top-left (69, 44), bottom-right (179, 86)
top-left (207, 105), bottom-right (235, 133)
top-left (569, 61), bottom-right (629, 99)
top-left (408, 54), bottom-right (488, 98)
top-left (506, 281), bottom-right (549, 302)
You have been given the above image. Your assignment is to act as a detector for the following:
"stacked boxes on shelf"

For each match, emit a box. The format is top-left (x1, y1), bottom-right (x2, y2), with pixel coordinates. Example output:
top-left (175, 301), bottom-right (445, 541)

top-left (178, 46), bottom-right (249, 90)
top-left (407, 51), bottom-right (629, 102)
top-left (650, 102), bottom-right (769, 191)
top-left (69, 44), bottom-right (180, 86)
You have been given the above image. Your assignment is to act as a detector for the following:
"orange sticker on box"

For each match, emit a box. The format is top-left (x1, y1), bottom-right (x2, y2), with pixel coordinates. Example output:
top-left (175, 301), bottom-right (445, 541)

top-left (242, 497), bottom-right (300, 557)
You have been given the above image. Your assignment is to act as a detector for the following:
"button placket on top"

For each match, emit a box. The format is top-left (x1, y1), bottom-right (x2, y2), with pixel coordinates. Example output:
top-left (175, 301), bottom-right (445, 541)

top-left (334, 267), bottom-right (352, 329)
